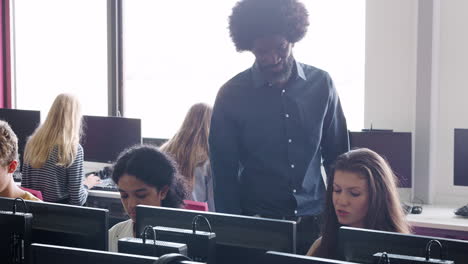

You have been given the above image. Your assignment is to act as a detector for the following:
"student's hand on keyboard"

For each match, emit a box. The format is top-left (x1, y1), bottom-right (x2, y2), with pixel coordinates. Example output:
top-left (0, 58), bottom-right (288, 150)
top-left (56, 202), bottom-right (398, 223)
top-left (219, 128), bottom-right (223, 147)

top-left (84, 174), bottom-right (101, 189)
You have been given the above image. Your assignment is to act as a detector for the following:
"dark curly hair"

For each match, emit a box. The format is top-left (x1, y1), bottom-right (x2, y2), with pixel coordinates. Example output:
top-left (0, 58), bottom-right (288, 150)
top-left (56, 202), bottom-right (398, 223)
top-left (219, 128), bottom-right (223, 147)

top-left (112, 144), bottom-right (188, 208)
top-left (229, 0), bottom-right (309, 51)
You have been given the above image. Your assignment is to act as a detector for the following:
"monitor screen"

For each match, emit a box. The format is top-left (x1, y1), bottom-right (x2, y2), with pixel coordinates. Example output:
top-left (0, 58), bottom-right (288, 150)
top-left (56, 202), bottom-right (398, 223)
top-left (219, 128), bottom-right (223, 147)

top-left (264, 251), bottom-right (357, 264)
top-left (349, 131), bottom-right (412, 188)
top-left (454, 129), bottom-right (468, 186)
top-left (81, 115), bottom-right (142, 163)
top-left (0, 197), bottom-right (109, 250)
top-left (337, 226), bottom-right (468, 264)
top-left (0, 108), bottom-right (40, 170)
top-left (135, 205), bottom-right (296, 264)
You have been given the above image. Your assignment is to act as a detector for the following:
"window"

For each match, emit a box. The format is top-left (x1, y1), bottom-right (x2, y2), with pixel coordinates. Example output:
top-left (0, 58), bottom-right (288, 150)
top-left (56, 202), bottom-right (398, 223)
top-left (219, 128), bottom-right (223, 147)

top-left (297, 0), bottom-right (366, 131)
top-left (123, 0), bottom-right (365, 138)
top-left (12, 0), bottom-right (108, 117)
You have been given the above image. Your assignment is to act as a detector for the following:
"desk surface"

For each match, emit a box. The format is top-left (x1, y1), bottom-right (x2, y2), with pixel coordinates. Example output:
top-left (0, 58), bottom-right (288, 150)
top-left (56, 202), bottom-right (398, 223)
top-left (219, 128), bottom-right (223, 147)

top-left (88, 189), bottom-right (120, 199)
top-left (406, 204), bottom-right (468, 232)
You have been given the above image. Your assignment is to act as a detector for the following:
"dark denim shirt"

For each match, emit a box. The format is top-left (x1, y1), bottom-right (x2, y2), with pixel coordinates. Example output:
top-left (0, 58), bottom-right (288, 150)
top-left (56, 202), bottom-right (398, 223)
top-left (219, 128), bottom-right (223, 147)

top-left (209, 61), bottom-right (349, 217)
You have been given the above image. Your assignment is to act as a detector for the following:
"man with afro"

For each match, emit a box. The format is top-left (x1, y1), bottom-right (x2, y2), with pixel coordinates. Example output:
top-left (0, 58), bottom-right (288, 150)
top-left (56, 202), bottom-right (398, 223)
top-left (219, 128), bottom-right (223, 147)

top-left (209, 0), bottom-right (349, 254)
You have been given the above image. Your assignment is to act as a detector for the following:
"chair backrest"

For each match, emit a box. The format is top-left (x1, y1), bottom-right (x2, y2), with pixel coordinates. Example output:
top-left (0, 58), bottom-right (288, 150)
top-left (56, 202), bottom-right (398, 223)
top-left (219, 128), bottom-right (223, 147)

top-left (20, 186), bottom-right (43, 200)
top-left (183, 200), bottom-right (208, 211)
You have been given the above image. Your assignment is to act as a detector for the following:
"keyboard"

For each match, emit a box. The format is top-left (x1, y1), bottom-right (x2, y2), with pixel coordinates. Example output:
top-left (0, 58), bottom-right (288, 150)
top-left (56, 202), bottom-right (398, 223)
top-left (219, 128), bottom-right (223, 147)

top-left (92, 178), bottom-right (118, 192)
top-left (13, 171), bottom-right (22, 182)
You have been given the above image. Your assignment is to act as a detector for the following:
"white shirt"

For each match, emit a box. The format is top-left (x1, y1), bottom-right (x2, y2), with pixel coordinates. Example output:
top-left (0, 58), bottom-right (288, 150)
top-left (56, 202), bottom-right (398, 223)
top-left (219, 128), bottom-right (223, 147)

top-left (108, 219), bottom-right (134, 252)
top-left (192, 161), bottom-right (215, 211)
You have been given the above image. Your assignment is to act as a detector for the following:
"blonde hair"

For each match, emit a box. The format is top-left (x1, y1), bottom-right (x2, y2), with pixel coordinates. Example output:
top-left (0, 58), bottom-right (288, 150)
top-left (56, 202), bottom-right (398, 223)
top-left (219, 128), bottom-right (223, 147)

top-left (23, 94), bottom-right (82, 168)
top-left (0, 120), bottom-right (19, 166)
top-left (160, 103), bottom-right (212, 189)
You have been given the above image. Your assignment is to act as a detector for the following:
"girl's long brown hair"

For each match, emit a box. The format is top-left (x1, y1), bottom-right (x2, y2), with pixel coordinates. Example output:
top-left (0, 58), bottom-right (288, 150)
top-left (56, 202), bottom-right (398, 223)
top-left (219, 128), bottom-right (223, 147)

top-left (315, 148), bottom-right (410, 258)
top-left (160, 103), bottom-right (212, 190)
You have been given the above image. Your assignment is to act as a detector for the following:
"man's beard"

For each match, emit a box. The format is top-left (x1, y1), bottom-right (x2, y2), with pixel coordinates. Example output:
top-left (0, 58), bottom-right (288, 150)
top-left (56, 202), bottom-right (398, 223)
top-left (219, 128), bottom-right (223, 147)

top-left (260, 55), bottom-right (295, 84)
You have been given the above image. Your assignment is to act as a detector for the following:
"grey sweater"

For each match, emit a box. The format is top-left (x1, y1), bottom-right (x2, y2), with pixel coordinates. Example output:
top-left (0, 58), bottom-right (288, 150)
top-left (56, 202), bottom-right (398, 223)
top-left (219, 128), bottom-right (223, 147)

top-left (191, 161), bottom-right (215, 212)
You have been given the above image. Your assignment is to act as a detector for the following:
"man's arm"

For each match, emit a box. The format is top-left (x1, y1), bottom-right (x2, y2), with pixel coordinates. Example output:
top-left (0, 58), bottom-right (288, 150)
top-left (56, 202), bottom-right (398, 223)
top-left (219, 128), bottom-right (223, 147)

top-left (320, 73), bottom-right (350, 176)
top-left (209, 89), bottom-right (242, 214)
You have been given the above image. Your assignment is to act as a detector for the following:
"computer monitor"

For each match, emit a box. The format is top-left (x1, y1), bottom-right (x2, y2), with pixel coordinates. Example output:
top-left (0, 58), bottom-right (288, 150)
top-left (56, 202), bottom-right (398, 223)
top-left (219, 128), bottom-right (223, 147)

top-left (0, 108), bottom-right (40, 170)
top-left (349, 131), bottom-right (412, 187)
top-left (454, 128), bottom-right (468, 186)
top-left (0, 197), bottom-right (109, 250)
top-left (135, 205), bottom-right (296, 264)
top-left (337, 226), bottom-right (468, 264)
top-left (142, 137), bottom-right (168, 147)
top-left (32, 243), bottom-right (202, 264)
top-left (81, 115), bottom-right (142, 163)
top-left (264, 251), bottom-right (358, 264)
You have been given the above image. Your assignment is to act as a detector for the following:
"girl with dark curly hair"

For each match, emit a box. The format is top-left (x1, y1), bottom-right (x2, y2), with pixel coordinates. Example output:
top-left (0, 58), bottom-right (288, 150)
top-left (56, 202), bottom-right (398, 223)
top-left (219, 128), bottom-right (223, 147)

top-left (108, 144), bottom-right (189, 252)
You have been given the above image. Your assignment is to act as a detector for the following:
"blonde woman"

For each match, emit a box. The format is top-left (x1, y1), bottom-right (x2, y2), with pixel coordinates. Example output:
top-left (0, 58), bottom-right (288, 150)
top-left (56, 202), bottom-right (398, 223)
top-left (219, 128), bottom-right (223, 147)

top-left (160, 103), bottom-right (214, 211)
top-left (21, 94), bottom-right (100, 205)
top-left (0, 120), bottom-right (40, 201)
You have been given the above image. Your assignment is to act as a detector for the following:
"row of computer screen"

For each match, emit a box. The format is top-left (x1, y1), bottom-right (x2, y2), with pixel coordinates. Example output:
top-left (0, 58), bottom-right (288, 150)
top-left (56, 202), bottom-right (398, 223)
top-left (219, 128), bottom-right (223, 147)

top-left (0, 108), bottom-right (410, 171)
top-left (0, 108), bottom-right (142, 166)
top-left (2, 107), bottom-right (468, 186)
top-left (3, 196), bottom-right (466, 264)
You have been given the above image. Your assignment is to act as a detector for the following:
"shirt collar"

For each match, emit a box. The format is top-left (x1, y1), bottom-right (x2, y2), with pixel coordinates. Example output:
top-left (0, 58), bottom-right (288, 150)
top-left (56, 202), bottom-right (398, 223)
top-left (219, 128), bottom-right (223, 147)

top-left (252, 60), bottom-right (307, 88)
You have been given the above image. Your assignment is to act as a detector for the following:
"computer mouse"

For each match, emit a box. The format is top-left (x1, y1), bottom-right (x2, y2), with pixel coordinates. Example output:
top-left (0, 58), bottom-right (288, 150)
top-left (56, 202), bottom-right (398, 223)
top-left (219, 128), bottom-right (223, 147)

top-left (411, 206), bottom-right (423, 214)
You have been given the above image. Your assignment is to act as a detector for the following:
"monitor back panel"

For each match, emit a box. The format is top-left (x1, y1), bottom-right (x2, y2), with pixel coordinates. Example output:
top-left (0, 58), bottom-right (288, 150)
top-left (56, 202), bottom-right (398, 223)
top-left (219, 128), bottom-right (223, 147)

top-left (338, 227), bottom-right (468, 264)
top-left (0, 197), bottom-right (109, 250)
top-left (136, 205), bottom-right (296, 253)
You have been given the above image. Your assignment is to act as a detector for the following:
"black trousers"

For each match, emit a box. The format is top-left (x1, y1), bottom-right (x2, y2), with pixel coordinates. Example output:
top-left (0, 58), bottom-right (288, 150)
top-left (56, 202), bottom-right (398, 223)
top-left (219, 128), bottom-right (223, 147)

top-left (247, 212), bottom-right (321, 255)
top-left (295, 215), bottom-right (321, 255)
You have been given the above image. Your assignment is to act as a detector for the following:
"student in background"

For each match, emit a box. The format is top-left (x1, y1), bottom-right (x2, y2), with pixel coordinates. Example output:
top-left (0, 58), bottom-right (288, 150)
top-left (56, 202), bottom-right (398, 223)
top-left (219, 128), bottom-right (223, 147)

top-left (307, 148), bottom-right (410, 258)
top-left (160, 103), bottom-right (214, 211)
top-left (108, 145), bottom-right (189, 252)
top-left (0, 120), bottom-right (40, 201)
top-left (21, 93), bottom-right (100, 205)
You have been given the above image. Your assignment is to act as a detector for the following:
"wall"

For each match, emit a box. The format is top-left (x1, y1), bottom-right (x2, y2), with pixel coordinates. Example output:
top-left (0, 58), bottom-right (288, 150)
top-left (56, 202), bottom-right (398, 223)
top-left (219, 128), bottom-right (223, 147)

top-left (433, 0), bottom-right (468, 204)
top-left (365, 0), bottom-right (418, 132)
top-left (365, 0), bottom-right (418, 202)
top-left (365, 0), bottom-right (468, 205)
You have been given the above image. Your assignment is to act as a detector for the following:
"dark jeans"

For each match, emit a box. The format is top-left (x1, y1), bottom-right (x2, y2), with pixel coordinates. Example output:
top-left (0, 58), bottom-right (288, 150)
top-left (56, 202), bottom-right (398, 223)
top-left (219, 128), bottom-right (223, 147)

top-left (54, 197), bottom-right (70, 204)
top-left (295, 215), bottom-right (321, 255)
top-left (247, 212), bottom-right (321, 255)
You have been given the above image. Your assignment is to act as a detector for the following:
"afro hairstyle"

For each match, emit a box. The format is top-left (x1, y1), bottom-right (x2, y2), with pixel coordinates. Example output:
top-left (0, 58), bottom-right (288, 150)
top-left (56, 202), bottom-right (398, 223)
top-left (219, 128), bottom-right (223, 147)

top-left (229, 0), bottom-right (309, 52)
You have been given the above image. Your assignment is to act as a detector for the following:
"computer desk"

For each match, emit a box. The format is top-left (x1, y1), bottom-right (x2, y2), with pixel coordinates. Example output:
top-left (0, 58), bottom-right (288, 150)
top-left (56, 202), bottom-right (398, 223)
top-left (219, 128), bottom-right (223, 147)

top-left (407, 204), bottom-right (468, 240)
top-left (88, 189), bottom-right (120, 199)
